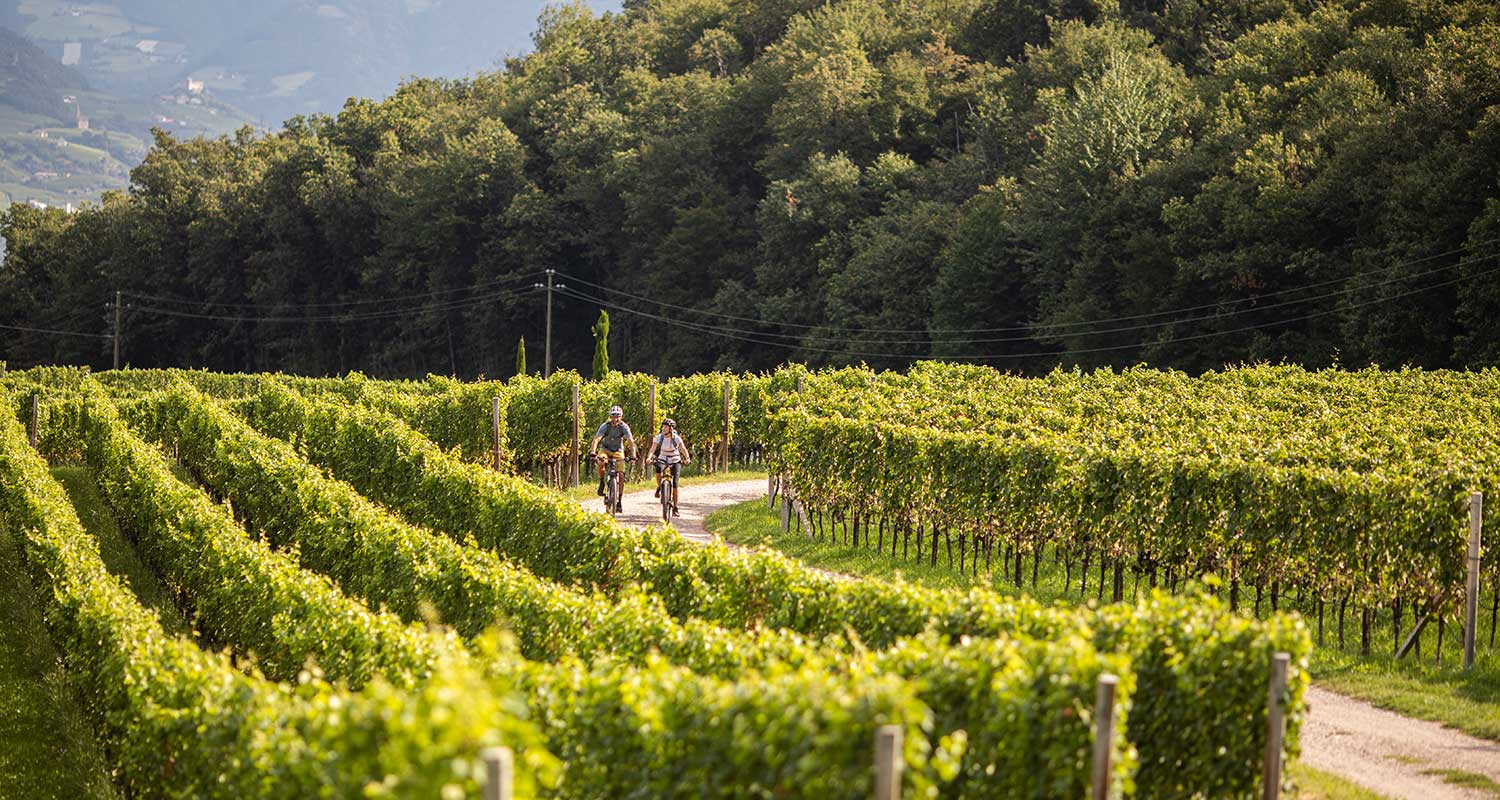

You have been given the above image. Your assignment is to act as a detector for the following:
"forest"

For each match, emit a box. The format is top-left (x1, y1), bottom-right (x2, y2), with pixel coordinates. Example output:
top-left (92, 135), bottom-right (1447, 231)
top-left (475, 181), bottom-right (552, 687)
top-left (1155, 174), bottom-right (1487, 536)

top-left (2, 0), bottom-right (1498, 378)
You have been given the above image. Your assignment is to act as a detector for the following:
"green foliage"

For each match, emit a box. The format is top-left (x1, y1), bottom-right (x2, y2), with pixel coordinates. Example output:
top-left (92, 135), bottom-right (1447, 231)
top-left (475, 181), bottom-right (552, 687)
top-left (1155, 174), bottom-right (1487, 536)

top-left (228, 378), bottom-right (1168, 796)
top-left (87, 382), bottom-right (1037, 798)
top-left (12, 367), bottom-right (1321, 796)
top-left (591, 310), bottom-right (611, 379)
top-left (202, 367), bottom-right (1307, 797)
top-left (506, 370), bottom-right (583, 465)
top-left (772, 361), bottom-right (1500, 602)
top-left (172, 380), bottom-right (831, 677)
top-left (528, 652), bottom-right (964, 799)
top-left (6, 1), bottom-right (1499, 376)
top-left (659, 370), bottom-right (733, 458)
top-left (517, 336), bottom-right (528, 377)
top-left (63, 385), bottom-right (441, 687)
top-left (0, 388), bottom-right (554, 798)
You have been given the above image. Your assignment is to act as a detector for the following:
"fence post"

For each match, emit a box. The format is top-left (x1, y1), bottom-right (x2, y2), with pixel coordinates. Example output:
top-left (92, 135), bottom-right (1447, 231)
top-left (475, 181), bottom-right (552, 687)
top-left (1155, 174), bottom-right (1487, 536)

top-left (643, 380), bottom-right (657, 480)
top-left (1466, 492), bottom-right (1482, 670)
top-left (492, 396), bottom-right (503, 472)
top-left (28, 392), bottom-right (39, 448)
top-left (874, 725), bottom-right (902, 800)
top-left (481, 746), bottom-right (513, 800)
top-left (1091, 674), bottom-right (1118, 800)
top-left (721, 378), bottom-right (732, 473)
top-left (1262, 652), bottom-right (1291, 800)
top-left (570, 382), bottom-right (581, 488)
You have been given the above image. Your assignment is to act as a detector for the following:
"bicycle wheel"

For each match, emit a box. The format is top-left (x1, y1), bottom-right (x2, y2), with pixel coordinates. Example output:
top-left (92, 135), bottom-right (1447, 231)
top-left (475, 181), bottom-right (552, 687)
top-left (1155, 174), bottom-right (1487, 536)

top-left (660, 473), bottom-right (671, 522)
top-left (603, 469), bottom-right (616, 517)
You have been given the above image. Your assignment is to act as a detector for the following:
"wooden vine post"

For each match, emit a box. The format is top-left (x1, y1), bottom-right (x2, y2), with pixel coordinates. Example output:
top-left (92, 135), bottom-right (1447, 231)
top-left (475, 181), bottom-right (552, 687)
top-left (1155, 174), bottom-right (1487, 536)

top-left (721, 378), bottom-right (731, 473)
top-left (570, 382), bottom-right (581, 488)
top-left (1091, 674), bottom-right (1118, 800)
top-left (491, 396), bottom-right (503, 471)
top-left (28, 392), bottom-right (39, 448)
top-left (643, 380), bottom-right (657, 481)
top-left (1262, 653), bottom-right (1291, 800)
top-left (1466, 492), bottom-right (1482, 670)
top-left (873, 725), bottom-right (902, 800)
top-left (481, 746), bottom-right (514, 800)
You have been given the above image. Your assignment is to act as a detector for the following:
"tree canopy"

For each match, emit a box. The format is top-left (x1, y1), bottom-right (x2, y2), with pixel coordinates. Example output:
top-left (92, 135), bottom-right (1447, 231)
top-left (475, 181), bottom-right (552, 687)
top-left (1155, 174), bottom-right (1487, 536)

top-left (3, 0), bottom-right (1498, 377)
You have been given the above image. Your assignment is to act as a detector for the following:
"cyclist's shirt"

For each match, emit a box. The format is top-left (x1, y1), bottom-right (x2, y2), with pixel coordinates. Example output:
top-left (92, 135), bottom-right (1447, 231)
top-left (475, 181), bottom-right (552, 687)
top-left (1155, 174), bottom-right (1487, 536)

top-left (595, 421), bottom-right (633, 453)
top-left (653, 432), bottom-right (685, 464)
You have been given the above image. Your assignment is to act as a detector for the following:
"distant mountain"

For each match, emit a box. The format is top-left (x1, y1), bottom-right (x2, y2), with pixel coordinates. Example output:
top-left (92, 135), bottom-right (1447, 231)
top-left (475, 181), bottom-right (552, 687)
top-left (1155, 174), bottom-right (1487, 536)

top-left (0, 1), bottom-right (615, 206)
top-left (2, 0), bottom-right (618, 127)
top-left (0, 23), bottom-right (252, 209)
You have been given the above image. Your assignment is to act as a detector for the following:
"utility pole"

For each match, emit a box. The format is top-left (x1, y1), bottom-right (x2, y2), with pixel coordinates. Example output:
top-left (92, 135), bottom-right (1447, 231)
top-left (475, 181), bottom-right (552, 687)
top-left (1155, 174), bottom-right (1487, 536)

top-left (112, 289), bottom-right (121, 370)
top-left (532, 270), bottom-right (566, 377)
top-left (545, 270), bottom-right (553, 377)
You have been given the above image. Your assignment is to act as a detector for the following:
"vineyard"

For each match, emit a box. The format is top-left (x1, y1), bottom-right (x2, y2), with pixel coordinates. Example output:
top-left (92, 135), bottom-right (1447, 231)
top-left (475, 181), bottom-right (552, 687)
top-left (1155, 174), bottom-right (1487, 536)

top-left (32, 360), bottom-right (1500, 797)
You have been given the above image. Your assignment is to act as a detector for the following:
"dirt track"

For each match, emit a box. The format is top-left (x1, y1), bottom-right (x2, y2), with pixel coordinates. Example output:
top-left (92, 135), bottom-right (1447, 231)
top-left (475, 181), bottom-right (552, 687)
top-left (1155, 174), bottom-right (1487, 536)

top-left (581, 478), bottom-right (1500, 799)
top-left (1300, 686), bottom-right (1500, 799)
top-left (580, 476), bottom-right (769, 545)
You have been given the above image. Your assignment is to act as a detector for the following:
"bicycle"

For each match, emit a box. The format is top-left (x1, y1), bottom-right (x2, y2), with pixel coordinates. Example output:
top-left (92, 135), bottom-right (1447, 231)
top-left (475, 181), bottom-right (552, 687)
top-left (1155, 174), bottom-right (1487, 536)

top-left (597, 453), bottom-right (624, 517)
top-left (654, 458), bottom-right (679, 522)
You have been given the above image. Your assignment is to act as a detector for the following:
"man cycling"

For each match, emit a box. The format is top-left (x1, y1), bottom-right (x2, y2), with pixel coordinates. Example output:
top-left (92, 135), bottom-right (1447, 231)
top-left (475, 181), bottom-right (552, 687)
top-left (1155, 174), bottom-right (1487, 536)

top-left (590, 405), bottom-right (635, 513)
top-left (645, 418), bottom-right (691, 517)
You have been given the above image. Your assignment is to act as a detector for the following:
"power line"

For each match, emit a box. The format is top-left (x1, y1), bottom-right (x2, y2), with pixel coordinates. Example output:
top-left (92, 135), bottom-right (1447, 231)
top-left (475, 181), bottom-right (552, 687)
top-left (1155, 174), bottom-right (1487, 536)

top-left (557, 261), bottom-right (1500, 361)
top-left (127, 285), bottom-right (541, 324)
top-left (119, 271), bottom-right (544, 310)
top-left (554, 236), bottom-right (1500, 336)
top-left (567, 249), bottom-right (1499, 347)
top-left (0, 322), bottom-right (111, 339)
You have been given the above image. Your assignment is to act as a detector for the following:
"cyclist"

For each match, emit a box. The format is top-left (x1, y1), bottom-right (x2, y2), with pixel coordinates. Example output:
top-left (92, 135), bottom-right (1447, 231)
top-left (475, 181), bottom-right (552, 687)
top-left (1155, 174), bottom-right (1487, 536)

top-left (590, 405), bottom-right (635, 512)
top-left (645, 418), bottom-right (691, 517)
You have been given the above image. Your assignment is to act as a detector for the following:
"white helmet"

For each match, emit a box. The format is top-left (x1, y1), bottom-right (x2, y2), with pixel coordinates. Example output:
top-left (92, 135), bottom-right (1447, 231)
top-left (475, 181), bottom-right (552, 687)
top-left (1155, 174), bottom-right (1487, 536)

top-left (608, 406), bottom-right (623, 417)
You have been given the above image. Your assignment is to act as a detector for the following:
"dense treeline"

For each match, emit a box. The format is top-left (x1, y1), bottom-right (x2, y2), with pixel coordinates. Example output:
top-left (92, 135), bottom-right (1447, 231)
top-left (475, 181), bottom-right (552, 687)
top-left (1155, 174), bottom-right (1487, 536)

top-left (2, 0), bottom-right (1499, 377)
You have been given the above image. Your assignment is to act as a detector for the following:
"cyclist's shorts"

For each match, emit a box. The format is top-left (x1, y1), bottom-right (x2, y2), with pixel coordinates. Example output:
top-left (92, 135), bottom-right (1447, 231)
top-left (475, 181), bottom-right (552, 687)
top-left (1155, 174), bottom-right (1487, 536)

top-left (600, 449), bottom-right (627, 462)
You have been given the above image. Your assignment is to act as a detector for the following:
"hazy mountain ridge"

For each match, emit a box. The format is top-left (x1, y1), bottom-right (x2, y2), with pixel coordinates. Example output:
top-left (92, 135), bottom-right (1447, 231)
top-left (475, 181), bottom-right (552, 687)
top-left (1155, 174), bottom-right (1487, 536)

top-left (3, 0), bottom-right (610, 125)
top-left (0, 0), bottom-right (614, 205)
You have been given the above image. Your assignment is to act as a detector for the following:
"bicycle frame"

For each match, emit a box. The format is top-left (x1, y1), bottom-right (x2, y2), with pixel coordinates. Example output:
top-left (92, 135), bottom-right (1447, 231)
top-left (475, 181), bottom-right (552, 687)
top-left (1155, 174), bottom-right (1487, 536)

top-left (599, 454), bottom-right (624, 517)
top-left (654, 459), bottom-right (680, 522)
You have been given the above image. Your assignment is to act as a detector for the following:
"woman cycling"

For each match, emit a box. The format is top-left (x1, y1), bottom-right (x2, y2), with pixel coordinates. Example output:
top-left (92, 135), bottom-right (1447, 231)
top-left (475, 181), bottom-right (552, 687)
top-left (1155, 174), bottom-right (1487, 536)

top-left (646, 418), bottom-right (691, 517)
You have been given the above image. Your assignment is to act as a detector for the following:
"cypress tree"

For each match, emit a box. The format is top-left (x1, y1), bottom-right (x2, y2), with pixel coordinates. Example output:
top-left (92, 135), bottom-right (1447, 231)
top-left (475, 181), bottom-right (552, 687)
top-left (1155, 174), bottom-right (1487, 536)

top-left (591, 310), bottom-right (610, 379)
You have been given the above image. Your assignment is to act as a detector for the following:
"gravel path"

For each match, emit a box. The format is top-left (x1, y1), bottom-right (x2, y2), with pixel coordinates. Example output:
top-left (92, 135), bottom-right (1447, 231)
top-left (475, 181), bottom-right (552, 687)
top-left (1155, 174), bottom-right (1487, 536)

top-left (1301, 686), bottom-right (1500, 799)
top-left (579, 477), bottom-right (770, 545)
top-left (582, 478), bottom-right (1500, 799)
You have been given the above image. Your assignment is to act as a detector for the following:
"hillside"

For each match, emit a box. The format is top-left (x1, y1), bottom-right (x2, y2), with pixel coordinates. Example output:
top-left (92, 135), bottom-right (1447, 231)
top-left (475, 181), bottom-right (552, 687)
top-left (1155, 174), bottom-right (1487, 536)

top-left (0, 1), bottom-right (617, 206)
top-left (2, 0), bottom-right (1498, 378)
top-left (1, 1), bottom-right (618, 126)
top-left (0, 25), bottom-right (250, 208)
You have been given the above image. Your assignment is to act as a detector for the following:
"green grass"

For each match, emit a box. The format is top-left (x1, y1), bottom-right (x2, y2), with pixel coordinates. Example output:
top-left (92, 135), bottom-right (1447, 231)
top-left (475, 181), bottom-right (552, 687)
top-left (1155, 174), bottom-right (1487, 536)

top-left (706, 499), bottom-right (1500, 741)
top-left (706, 499), bottom-right (1077, 600)
top-left (1313, 649), bottom-right (1500, 741)
top-left (1290, 764), bottom-right (1391, 799)
top-left (0, 490), bottom-right (118, 799)
top-left (1420, 768), bottom-right (1500, 796)
top-left (51, 466), bottom-right (192, 636)
top-left (553, 463), bottom-right (769, 504)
